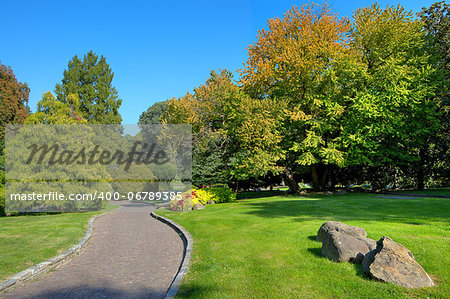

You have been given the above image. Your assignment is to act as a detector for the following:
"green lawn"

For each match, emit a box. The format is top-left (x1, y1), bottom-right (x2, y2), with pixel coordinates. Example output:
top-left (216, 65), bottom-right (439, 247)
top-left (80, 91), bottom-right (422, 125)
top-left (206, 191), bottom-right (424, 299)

top-left (0, 203), bottom-right (118, 281)
top-left (157, 192), bottom-right (449, 298)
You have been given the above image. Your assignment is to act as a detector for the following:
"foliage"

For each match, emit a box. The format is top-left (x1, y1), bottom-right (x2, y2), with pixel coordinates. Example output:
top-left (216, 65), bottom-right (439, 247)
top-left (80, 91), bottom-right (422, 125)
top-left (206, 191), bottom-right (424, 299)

top-left (239, 3), bottom-right (363, 190)
top-left (138, 101), bottom-right (168, 125)
top-left (206, 186), bottom-right (236, 203)
top-left (417, 1), bottom-right (450, 188)
top-left (55, 51), bottom-right (122, 124)
top-left (170, 190), bottom-right (200, 211)
top-left (0, 184), bottom-right (4, 216)
top-left (348, 3), bottom-right (443, 190)
top-left (194, 188), bottom-right (215, 205)
top-left (25, 92), bottom-right (87, 124)
top-left (0, 63), bottom-right (29, 128)
top-left (169, 186), bottom-right (236, 211)
top-left (165, 70), bottom-right (285, 185)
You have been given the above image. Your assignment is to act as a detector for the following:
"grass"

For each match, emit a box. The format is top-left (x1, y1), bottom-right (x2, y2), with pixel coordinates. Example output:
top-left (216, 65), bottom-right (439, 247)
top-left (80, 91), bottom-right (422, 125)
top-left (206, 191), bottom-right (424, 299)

top-left (388, 188), bottom-right (450, 196)
top-left (157, 191), bottom-right (450, 298)
top-left (0, 202), bottom-right (119, 281)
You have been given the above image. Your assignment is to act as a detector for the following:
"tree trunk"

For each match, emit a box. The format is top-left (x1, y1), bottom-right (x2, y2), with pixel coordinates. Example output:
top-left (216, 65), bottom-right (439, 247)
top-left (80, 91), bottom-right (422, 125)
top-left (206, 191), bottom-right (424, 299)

top-left (417, 147), bottom-right (427, 190)
top-left (311, 164), bottom-right (329, 191)
top-left (283, 169), bottom-right (300, 193)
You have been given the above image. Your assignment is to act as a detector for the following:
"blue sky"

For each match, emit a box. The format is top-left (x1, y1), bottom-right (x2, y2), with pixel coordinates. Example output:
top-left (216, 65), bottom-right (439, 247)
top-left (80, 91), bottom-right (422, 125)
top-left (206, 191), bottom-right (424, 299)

top-left (1, 0), bottom-right (435, 124)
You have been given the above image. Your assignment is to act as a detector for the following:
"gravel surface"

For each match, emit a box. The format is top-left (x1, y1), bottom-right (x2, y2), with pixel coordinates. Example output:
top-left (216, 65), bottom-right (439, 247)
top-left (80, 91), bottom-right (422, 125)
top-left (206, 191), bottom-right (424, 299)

top-left (2, 201), bottom-right (183, 299)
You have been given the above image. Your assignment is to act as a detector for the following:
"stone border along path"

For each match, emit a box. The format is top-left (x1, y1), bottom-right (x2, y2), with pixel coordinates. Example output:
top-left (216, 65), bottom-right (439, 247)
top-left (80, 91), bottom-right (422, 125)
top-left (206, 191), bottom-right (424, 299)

top-left (150, 209), bottom-right (193, 299)
top-left (0, 205), bottom-right (122, 293)
top-left (1, 201), bottom-right (185, 299)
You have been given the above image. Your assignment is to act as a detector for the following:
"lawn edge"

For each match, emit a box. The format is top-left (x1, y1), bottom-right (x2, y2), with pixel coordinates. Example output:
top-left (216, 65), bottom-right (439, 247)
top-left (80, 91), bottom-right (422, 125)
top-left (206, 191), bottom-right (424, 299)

top-left (0, 205), bottom-right (121, 293)
top-left (150, 208), bottom-right (193, 299)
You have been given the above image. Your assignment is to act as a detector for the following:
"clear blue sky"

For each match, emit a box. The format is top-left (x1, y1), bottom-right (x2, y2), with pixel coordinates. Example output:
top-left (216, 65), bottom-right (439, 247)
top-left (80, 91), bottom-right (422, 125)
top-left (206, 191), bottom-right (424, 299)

top-left (1, 0), bottom-right (435, 124)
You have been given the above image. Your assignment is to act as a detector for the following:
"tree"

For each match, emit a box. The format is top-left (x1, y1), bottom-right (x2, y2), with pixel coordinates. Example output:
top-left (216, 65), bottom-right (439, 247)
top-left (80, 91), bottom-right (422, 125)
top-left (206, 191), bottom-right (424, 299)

top-left (25, 92), bottom-right (87, 124)
top-left (164, 70), bottom-right (284, 188)
top-left (417, 1), bottom-right (450, 188)
top-left (55, 51), bottom-right (122, 124)
top-left (239, 3), bottom-right (362, 191)
top-left (139, 101), bottom-right (168, 125)
top-left (349, 3), bottom-right (442, 190)
top-left (0, 63), bottom-right (30, 142)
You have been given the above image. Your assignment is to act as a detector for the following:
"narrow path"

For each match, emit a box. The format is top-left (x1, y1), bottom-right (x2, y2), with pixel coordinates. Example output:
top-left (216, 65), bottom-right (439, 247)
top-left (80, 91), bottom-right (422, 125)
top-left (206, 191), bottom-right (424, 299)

top-left (2, 202), bottom-right (184, 299)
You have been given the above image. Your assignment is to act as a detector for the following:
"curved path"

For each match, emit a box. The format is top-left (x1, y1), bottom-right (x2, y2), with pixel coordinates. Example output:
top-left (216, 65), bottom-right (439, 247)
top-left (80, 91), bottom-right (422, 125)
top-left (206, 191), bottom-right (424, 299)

top-left (2, 201), bottom-right (184, 299)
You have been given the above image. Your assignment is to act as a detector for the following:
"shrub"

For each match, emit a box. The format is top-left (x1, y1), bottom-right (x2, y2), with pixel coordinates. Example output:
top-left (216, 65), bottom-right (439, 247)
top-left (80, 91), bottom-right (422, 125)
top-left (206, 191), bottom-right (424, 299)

top-left (169, 186), bottom-right (236, 211)
top-left (207, 186), bottom-right (236, 203)
top-left (169, 190), bottom-right (200, 211)
top-left (0, 184), bottom-right (4, 216)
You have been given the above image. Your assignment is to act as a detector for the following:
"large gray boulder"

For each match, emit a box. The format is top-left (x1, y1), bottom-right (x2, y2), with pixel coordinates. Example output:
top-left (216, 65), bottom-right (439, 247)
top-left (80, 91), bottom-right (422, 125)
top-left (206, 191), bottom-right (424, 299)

top-left (362, 238), bottom-right (377, 251)
top-left (321, 231), bottom-right (371, 263)
top-left (362, 237), bottom-right (435, 289)
top-left (317, 221), bottom-right (367, 242)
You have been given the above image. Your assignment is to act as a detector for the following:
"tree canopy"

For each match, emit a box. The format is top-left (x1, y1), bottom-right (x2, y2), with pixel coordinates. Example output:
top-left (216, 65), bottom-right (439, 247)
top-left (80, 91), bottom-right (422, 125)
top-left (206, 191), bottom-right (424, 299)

top-left (55, 51), bottom-right (122, 124)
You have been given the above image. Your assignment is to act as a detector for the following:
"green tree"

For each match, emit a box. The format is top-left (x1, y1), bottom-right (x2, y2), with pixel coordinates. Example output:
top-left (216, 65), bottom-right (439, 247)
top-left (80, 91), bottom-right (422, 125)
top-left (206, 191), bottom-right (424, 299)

top-left (417, 1), bottom-right (450, 188)
top-left (240, 3), bottom-right (362, 191)
top-left (25, 92), bottom-right (87, 124)
top-left (165, 70), bottom-right (284, 188)
top-left (55, 51), bottom-right (122, 124)
top-left (349, 3), bottom-right (441, 190)
top-left (139, 101), bottom-right (168, 125)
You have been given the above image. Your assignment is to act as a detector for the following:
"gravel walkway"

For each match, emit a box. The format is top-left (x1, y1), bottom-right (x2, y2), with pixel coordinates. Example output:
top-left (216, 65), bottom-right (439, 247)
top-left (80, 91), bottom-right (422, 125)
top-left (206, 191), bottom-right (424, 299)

top-left (2, 201), bottom-right (183, 299)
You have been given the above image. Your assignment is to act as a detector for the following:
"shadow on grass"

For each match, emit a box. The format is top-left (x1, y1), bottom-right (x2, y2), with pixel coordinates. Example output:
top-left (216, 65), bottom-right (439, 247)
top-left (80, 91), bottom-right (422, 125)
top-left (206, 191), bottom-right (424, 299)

top-left (307, 235), bottom-right (318, 242)
top-left (176, 284), bottom-right (218, 298)
top-left (244, 194), bottom-right (449, 224)
top-left (307, 247), bottom-right (322, 258)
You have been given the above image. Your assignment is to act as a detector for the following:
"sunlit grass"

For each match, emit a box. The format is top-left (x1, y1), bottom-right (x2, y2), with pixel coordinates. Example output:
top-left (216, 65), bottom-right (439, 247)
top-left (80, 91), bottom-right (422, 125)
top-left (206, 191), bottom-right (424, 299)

top-left (0, 203), bottom-right (118, 281)
top-left (157, 191), bottom-right (449, 298)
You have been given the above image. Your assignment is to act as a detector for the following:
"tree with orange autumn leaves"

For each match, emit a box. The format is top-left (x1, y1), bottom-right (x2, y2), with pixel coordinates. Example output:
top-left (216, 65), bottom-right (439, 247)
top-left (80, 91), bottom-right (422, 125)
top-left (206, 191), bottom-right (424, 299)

top-left (163, 2), bottom-right (446, 191)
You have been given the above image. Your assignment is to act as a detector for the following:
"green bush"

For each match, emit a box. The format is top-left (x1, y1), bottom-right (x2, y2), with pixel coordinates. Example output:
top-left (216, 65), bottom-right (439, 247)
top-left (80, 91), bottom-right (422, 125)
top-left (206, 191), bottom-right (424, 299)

top-left (205, 186), bottom-right (236, 203)
top-left (0, 184), bottom-right (5, 216)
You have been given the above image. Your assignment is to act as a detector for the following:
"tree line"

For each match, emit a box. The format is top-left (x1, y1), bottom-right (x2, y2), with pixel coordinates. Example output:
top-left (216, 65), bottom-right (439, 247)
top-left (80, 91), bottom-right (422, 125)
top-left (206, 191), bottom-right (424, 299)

top-left (1, 2), bottom-right (449, 193)
top-left (140, 2), bottom-right (449, 191)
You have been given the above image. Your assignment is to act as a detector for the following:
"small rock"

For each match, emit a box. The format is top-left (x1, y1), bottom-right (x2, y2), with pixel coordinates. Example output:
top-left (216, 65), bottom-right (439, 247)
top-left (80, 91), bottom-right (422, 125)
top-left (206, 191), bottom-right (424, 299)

top-left (317, 221), bottom-right (367, 242)
top-left (362, 236), bottom-right (435, 288)
top-left (321, 231), bottom-right (370, 263)
top-left (192, 203), bottom-right (205, 210)
top-left (325, 191), bottom-right (333, 195)
top-left (336, 190), bottom-right (347, 194)
top-left (207, 200), bottom-right (216, 205)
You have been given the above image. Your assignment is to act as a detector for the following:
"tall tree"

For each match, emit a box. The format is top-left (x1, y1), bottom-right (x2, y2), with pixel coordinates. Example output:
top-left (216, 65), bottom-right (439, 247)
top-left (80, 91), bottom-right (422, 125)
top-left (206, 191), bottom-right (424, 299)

top-left (239, 3), bottom-right (362, 191)
top-left (0, 63), bottom-right (30, 141)
top-left (164, 70), bottom-right (284, 188)
top-left (417, 1), bottom-right (450, 188)
top-left (349, 3), bottom-right (441, 190)
top-left (55, 51), bottom-right (122, 124)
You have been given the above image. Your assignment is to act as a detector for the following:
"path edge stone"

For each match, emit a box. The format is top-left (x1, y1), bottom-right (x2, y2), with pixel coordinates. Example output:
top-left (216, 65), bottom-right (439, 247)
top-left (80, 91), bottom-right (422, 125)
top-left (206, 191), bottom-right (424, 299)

top-left (150, 208), bottom-right (193, 299)
top-left (0, 205), bottom-right (120, 293)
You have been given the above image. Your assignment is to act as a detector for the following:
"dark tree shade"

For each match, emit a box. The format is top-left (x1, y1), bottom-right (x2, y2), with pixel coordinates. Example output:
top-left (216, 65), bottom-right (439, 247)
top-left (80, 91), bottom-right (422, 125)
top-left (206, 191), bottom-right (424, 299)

top-left (55, 51), bottom-right (122, 124)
